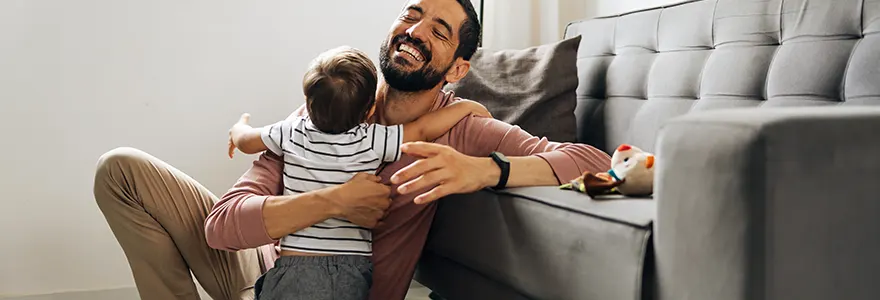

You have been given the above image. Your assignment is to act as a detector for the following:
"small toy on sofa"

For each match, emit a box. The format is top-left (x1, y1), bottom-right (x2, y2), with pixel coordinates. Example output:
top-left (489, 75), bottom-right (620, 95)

top-left (560, 144), bottom-right (655, 198)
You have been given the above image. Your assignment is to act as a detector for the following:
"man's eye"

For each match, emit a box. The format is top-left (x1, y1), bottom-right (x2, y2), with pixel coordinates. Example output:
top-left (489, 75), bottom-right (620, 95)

top-left (433, 29), bottom-right (447, 39)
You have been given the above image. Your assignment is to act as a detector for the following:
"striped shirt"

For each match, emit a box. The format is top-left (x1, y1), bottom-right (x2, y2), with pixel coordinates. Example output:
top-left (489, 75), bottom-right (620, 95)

top-left (260, 116), bottom-right (403, 256)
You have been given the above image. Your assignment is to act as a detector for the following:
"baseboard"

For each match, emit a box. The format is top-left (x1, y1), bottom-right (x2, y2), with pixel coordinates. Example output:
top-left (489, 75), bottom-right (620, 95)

top-left (2, 281), bottom-right (211, 300)
top-left (1, 287), bottom-right (139, 300)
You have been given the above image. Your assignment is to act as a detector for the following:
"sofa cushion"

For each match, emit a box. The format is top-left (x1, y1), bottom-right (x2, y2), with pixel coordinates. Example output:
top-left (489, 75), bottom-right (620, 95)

top-left (423, 187), bottom-right (654, 300)
top-left (564, 0), bottom-right (880, 154)
top-left (443, 36), bottom-right (582, 143)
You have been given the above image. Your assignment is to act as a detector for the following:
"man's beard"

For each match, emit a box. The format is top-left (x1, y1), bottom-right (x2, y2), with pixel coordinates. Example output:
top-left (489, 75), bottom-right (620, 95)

top-left (379, 35), bottom-right (451, 92)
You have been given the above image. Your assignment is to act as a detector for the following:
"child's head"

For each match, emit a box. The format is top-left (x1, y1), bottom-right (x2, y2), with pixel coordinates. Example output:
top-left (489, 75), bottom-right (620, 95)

top-left (303, 46), bottom-right (378, 134)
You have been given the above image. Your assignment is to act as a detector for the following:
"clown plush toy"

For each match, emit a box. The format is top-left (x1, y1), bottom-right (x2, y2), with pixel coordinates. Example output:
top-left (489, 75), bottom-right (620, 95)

top-left (608, 144), bottom-right (655, 196)
top-left (561, 144), bottom-right (656, 197)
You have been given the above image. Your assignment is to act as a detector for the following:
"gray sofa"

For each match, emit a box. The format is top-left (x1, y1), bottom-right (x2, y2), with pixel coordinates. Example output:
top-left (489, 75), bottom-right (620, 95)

top-left (414, 0), bottom-right (880, 299)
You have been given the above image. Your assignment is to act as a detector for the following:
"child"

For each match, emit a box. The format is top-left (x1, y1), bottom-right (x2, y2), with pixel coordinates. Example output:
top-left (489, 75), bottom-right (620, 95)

top-left (227, 45), bottom-right (491, 300)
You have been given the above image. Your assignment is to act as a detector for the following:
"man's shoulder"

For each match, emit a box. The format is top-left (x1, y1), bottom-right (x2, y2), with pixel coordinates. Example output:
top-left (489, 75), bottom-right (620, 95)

top-left (435, 90), bottom-right (464, 109)
top-left (433, 91), bottom-right (513, 153)
top-left (436, 90), bottom-right (499, 127)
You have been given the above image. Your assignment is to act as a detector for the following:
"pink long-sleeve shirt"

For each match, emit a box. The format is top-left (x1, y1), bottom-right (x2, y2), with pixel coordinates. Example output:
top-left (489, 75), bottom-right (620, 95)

top-left (205, 91), bottom-right (611, 300)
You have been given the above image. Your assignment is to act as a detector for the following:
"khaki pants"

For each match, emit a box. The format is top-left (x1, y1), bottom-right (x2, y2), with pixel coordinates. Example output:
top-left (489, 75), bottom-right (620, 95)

top-left (93, 147), bottom-right (263, 300)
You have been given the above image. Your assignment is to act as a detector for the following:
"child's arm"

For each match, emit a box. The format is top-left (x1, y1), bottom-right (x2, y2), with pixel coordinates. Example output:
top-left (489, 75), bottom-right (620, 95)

top-left (228, 113), bottom-right (269, 158)
top-left (403, 100), bottom-right (492, 143)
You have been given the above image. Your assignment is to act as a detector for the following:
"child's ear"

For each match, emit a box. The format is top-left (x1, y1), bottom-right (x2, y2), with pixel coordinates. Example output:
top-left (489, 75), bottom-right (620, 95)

top-left (364, 104), bottom-right (377, 122)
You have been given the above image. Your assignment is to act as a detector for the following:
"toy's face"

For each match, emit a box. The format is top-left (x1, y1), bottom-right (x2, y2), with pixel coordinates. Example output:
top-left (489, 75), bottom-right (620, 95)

top-left (610, 144), bottom-right (638, 166)
top-left (611, 144), bottom-right (655, 171)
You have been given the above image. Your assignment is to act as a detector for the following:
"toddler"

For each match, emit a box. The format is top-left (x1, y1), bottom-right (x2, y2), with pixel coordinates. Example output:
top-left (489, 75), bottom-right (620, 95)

top-left (227, 45), bottom-right (490, 300)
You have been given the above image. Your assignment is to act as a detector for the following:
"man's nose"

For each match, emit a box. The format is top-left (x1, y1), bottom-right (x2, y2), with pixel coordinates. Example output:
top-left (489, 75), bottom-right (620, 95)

top-left (405, 21), bottom-right (430, 42)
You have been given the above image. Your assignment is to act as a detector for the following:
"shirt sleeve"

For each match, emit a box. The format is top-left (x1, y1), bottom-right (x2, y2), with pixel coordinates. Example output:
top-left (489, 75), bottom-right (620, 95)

top-left (260, 118), bottom-right (301, 156)
top-left (205, 149), bottom-right (284, 251)
top-left (367, 123), bottom-right (404, 163)
top-left (447, 115), bottom-right (612, 184)
top-left (205, 104), bottom-right (308, 252)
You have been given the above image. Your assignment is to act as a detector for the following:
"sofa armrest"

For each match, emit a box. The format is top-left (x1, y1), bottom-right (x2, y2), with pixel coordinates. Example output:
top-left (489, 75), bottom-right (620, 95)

top-left (654, 106), bottom-right (880, 300)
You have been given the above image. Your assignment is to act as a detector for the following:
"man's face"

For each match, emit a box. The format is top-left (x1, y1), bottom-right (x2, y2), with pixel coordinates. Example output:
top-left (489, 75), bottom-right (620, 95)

top-left (379, 0), bottom-right (466, 92)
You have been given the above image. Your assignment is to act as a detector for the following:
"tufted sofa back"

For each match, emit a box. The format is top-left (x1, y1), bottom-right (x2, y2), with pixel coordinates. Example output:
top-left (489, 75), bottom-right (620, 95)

top-left (564, 0), bottom-right (880, 153)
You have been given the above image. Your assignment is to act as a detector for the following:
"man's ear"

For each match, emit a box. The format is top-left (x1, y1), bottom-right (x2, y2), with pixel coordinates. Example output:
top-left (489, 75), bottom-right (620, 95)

top-left (444, 58), bottom-right (471, 84)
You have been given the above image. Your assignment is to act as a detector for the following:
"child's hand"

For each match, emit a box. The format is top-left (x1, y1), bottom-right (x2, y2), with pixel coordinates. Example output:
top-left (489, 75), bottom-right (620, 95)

top-left (457, 100), bottom-right (493, 118)
top-left (228, 113), bottom-right (251, 158)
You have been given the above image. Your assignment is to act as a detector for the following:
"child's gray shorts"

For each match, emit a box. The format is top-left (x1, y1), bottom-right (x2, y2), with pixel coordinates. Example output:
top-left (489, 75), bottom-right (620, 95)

top-left (254, 255), bottom-right (372, 300)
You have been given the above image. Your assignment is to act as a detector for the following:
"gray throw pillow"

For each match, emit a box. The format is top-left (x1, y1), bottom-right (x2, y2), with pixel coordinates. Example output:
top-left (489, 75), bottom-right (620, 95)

top-left (444, 35), bottom-right (582, 143)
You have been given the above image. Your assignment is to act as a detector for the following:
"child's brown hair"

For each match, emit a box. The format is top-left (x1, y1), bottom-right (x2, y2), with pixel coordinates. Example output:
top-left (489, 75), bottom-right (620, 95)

top-left (303, 46), bottom-right (378, 134)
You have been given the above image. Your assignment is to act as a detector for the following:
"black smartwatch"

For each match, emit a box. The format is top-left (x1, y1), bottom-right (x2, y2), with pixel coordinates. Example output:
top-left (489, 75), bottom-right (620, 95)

top-left (489, 151), bottom-right (510, 189)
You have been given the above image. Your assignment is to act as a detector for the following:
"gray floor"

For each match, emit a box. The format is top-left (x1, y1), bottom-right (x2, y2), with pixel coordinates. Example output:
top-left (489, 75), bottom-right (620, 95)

top-left (2, 281), bottom-right (433, 300)
top-left (406, 281), bottom-right (432, 300)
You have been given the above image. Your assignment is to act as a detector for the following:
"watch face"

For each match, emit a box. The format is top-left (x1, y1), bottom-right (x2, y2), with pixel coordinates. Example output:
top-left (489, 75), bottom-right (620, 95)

top-left (493, 151), bottom-right (510, 163)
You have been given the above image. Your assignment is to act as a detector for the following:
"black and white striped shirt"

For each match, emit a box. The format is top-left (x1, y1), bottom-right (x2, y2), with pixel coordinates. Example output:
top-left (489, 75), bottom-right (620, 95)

top-left (260, 116), bottom-right (402, 256)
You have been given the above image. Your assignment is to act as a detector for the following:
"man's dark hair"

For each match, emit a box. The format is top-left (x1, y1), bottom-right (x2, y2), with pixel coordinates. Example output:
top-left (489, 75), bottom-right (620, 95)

top-left (302, 46), bottom-right (377, 134)
top-left (453, 0), bottom-right (482, 61)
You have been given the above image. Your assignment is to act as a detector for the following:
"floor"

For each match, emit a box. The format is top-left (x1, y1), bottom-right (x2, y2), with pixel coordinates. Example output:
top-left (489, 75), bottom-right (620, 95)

top-left (3, 281), bottom-right (434, 300)
top-left (405, 281), bottom-right (433, 300)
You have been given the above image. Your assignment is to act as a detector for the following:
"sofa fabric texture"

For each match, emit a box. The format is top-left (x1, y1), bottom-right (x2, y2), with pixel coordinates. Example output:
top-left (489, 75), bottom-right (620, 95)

top-left (444, 36), bottom-right (582, 143)
top-left (419, 0), bottom-right (880, 299)
top-left (418, 188), bottom-right (653, 300)
top-left (566, 0), bottom-right (880, 153)
top-left (655, 106), bottom-right (880, 300)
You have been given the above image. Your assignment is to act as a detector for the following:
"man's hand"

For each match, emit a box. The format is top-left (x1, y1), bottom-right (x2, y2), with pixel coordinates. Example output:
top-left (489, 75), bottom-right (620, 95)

top-left (391, 142), bottom-right (498, 204)
top-left (325, 173), bottom-right (393, 228)
top-left (228, 113), bottom-right (251, 158)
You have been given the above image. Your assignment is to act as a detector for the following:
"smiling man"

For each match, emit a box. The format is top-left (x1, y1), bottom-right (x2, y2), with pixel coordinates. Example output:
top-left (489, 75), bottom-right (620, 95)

top-left (93, 0), bottom-right (611, 299)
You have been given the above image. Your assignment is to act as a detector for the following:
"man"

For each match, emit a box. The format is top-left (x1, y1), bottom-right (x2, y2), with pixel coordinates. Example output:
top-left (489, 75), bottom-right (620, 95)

top-left (93, 0), bottom-right (612, 299)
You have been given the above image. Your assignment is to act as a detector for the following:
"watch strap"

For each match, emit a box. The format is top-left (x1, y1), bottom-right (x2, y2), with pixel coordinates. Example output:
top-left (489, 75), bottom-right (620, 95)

top-left (490, 152), bottom-right (510, 189)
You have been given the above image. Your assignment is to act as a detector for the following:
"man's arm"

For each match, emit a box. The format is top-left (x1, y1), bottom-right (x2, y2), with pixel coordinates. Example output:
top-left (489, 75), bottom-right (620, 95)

top-left (206, 150), bottom-right (393, 250)
top-left (205, 151), bottom-right (286, 250)
top-left (453, 115), bottom-right (611, 184)
top-left (206, 105), bottom-right (392, 250)
top-left (391, 115), bottom-right (611, 204)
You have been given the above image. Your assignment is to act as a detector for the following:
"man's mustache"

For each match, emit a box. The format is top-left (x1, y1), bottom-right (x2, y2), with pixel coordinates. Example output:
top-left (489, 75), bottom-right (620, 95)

top-left (390, 35), bottom-right (432, 63)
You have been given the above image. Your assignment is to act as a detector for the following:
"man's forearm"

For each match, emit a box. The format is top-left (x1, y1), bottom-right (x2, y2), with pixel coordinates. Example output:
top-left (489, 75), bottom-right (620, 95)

top-left (262, 190), bottom-right (339, 240)
top-left (455, 116), bottom-right (611, 185)
top-left (508, 156), bottom-right (559, 186)
top-left (479, 156), bottom-right (559, 188)
top-left (392, 143), bottom-right (564, 204)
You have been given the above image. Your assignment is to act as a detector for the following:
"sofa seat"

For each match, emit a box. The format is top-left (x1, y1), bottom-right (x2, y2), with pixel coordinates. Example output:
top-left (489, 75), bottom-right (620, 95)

top-left (416, 187), bottom-right (655, 300)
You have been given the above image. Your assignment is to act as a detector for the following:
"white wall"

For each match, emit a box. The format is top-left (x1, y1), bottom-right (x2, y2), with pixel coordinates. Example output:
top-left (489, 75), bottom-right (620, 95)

top-left (0, 0), bottom-right (405, 297)
top-left (483, 0), bottom-right (684, 50)
top-left (482, 0), bottom-right (588, 49)
top-left (591, 0), bottom-right (684, 16)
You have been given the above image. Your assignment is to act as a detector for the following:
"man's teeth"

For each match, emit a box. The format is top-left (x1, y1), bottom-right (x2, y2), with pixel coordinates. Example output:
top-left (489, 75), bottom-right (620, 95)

top-left (398, 44), bottom-right (424, 62)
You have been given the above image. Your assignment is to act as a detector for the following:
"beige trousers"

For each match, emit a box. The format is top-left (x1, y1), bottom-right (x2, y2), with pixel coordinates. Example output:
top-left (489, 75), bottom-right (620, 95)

top-left (93, 147), bottom-right (263, 300)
